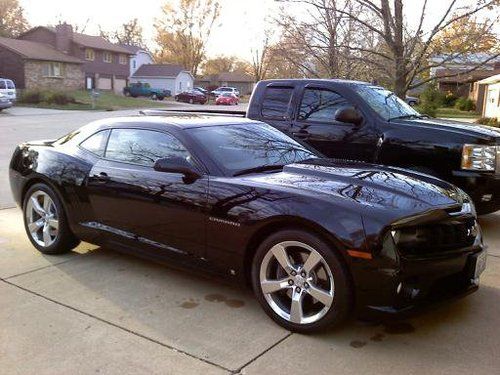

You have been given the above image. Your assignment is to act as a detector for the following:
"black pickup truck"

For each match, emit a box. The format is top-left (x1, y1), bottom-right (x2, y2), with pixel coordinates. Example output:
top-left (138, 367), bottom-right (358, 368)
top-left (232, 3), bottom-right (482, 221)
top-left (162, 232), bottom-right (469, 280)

top-left (144, 79), bottom-right (500, 214)
top-left (245, 79), bottom-right (500, 215)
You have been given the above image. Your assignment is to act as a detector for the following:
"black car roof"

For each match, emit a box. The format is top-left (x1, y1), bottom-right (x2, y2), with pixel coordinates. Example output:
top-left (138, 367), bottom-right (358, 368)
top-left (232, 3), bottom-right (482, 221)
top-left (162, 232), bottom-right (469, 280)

top-left (259, 78), bottom-right (371, 86)
top-left (93, 115), bottom-right (260, 130)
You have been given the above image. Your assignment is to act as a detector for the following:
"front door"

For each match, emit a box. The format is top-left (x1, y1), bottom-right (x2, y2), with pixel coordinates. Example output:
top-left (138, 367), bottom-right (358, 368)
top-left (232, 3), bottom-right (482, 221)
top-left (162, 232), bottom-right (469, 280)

top-left (291, 86), bottom-right (378, 162)
top-left (86, 128), bottom-right (207, 257)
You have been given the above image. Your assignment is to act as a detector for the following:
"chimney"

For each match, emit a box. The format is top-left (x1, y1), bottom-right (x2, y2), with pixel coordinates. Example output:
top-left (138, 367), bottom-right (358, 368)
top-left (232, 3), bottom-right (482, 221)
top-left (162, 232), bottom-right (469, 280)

top-left (55, 22), bottom-right (73, 54)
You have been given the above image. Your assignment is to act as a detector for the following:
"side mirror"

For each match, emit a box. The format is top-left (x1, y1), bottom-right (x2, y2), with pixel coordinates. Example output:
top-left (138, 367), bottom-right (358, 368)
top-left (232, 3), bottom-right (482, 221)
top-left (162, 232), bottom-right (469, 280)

top-left (335, 106), bottom-right (363, 125)
top-left (153, 157), bottom-right (200, 180)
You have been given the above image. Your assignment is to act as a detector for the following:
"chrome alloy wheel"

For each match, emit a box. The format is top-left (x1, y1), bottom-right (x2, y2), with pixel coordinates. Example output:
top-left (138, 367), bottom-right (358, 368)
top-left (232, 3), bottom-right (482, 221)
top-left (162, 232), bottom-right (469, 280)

top-left (259, 241), bottom-right (334, 325)
top-left (25, 190), bottom-right (59, 247)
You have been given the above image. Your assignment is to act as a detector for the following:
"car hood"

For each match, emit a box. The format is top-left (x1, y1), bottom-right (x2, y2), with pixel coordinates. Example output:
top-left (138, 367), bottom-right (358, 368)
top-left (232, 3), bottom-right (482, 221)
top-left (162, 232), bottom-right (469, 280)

top-left (241, 159), bottom-right (467, 216)
top-left (393, 118), bottom-right (500, 141)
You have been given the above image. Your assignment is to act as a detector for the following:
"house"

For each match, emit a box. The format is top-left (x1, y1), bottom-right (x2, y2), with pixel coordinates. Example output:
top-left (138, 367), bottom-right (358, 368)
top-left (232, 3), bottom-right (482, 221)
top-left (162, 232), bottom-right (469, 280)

top-left (429, 53), bottom-right (500, 97)
top-left (476, 74), bottom-right (500, 120)
top-left (0, 36), bottom-right (84, 90)
top-left (17, 23), bottom-right (132, 93)
top-left (196, 72), bottom-right (254, 95)
top-left (130, 64), bottom-right (194, 94)
top-left (120, 45), bottom-right (154, 77)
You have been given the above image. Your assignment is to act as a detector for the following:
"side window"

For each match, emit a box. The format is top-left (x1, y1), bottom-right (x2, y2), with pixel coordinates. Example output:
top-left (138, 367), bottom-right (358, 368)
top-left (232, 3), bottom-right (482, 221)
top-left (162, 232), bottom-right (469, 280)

top-left (80, 130), bottom-right (109, 156)
top-left (105, 129), bottom-right (191, 167)
top-left (261, 87), bottom-right (293, 119)
top-left (6, 80), bottom-right (14, 89)
top-left (0, 81), bottom-right (6, 89)
top-left (298, 88), bottom-right (349, 123)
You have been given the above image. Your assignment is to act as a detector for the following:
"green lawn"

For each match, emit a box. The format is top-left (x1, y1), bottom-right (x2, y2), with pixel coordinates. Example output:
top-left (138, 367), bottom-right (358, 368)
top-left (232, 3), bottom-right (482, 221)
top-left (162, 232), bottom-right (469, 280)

top-left (434, 107), bottom-right (479, 119)
top-left (18, 90), bottom-right (172, 111)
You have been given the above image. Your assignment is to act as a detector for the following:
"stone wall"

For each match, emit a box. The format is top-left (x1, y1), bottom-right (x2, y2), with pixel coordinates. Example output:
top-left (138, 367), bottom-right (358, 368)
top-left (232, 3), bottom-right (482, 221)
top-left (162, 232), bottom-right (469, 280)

top-left (24, 61), bottom-right (84, 90)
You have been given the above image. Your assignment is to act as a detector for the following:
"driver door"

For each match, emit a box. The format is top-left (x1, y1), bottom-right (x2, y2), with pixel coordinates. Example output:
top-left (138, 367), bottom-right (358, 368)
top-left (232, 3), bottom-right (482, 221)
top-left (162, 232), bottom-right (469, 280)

top-left (291, 86), bottom-right (378, 162)
top-left (85, 127), bottom-right (208, 257)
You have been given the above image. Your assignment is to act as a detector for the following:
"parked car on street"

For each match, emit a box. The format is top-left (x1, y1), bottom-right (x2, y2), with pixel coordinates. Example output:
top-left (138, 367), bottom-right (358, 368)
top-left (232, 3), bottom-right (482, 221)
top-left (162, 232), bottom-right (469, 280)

top-left (405, 96), bottom-right (419, 106)
top-left (241, 79), bottom-right (500, 215)
top-left (10, 116), bottom-right (485, 333)
top-left (215, 92), bottom-right (239, 105)
top-left (211, 86), bottom-right (240, 97)
top-left (194, 86), bottom-right (208, 95)
top-left (123, 82), bottom-right (171, 100)
top-left (0, 93), bottom-right (13, 111)
top-left (175, 90), bottom-right (207, 104)
top-left (0, 78), bottom-right (16, 103)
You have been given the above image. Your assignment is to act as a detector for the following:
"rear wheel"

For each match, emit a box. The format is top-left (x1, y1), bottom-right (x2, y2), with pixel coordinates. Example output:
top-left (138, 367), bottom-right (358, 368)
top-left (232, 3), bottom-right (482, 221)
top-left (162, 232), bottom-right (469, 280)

top-left (23, 183), bottom-right (80, 254)
top-left (252, 229), bottom-right (352, 333)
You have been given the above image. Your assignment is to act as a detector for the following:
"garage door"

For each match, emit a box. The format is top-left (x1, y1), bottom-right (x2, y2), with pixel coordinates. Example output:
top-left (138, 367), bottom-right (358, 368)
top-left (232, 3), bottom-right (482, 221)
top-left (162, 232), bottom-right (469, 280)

top-left (97, 78), bottom-right (112, 90)
top-left (114, 79), bottom-right (127, 94)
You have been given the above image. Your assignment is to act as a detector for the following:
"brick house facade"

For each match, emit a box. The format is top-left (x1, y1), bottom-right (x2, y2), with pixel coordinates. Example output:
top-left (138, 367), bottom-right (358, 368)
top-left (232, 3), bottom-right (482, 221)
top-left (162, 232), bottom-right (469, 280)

top-left (19, 24), bottom-right (131, 93)
top-left (0, 23), bottom-right (131, 93)
top-left (0, 36), bottom-right (84, 90)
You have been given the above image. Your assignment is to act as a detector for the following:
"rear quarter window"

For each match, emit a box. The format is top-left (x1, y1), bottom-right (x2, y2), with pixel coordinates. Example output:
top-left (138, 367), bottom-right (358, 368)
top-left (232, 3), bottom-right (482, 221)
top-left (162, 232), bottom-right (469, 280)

top-left (80, 130), bottom-right (110, 156)
top-left (261, 87), bottom-right (293, 119)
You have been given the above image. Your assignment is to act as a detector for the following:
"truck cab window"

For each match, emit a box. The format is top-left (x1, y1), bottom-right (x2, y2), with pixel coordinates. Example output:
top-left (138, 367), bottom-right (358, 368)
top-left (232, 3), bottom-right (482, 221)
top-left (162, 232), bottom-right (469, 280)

top-left (261, 87), bottom-right (293, 119)
top-left (298, 88), bottom-right (349, 122)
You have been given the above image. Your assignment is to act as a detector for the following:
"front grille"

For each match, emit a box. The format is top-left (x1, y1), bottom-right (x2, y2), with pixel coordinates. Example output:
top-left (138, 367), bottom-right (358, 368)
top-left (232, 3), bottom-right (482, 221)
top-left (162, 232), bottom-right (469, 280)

top-left (394, 218), bottom-right (477, 257)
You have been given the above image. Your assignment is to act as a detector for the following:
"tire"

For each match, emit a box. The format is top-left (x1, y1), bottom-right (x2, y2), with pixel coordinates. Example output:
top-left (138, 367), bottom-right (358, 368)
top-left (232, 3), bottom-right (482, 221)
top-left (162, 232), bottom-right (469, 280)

top-left (23, 183), bottom-right (80, 254)
top-left (251, 229), bottom-right (352, 333)
top-left (151, 94), bottom-right (158, 101)
top-left (158, 96), bottom-right (164, 101)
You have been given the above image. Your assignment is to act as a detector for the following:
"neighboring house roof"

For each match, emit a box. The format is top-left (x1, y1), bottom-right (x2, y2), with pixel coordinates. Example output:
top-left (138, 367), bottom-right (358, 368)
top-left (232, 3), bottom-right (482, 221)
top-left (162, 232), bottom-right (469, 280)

top-left (199, 72), bottom-right (254, 83)
top-left (478, 73), bottom-right (500, 85)
top-left (119, 45), bottom-right (142, 54)
top-left (0, 36), bottom-right (83, 64)
top-left (132, 64), bottom-right (190, 78)
top-left (430, 53), bottom-right (500, 66)
top-left (436, 68), bottom-right (500, 83)
top-left (24, 26), bottom-right (131, 54)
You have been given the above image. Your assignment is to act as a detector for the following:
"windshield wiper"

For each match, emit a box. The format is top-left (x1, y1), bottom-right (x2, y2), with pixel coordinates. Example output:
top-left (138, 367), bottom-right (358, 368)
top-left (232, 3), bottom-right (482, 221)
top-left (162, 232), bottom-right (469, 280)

top-left (388, 114), bottom-right (429, 121)
top-left (233, 164), bottom-right (285, 177)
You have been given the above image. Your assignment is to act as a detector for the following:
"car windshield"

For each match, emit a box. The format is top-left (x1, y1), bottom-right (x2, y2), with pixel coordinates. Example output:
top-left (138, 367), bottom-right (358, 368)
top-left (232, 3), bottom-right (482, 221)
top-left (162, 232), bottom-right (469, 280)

top-left (354, 85), bottom-right (422, 121)
top-left (188, 123), bottom-right (317, 176)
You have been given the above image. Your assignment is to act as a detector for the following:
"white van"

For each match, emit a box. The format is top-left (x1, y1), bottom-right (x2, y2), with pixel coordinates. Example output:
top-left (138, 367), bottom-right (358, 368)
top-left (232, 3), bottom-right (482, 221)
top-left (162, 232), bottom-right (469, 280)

top-left (0, 78), bottom-right (16, 102)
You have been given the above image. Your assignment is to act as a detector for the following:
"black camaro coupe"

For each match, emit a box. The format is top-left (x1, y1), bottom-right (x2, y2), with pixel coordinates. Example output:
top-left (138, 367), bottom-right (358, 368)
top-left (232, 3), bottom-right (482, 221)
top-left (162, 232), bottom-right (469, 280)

top-left (9, 116), bottom-right (487, 332)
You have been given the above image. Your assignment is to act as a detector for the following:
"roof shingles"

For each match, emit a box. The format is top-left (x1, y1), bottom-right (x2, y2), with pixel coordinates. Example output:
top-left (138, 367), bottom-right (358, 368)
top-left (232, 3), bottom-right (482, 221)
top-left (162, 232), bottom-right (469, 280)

top-left (132, 64), bottom-right (187, 77)
top-left (0, 36), bottom-right (83, 63)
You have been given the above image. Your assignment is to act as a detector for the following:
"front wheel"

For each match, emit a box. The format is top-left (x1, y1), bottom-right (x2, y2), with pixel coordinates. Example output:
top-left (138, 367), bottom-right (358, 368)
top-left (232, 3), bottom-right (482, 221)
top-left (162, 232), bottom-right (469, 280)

top-left (252, 229), bottom-right (352, 333)
top-left (23, 183), bottom-right (80, 254)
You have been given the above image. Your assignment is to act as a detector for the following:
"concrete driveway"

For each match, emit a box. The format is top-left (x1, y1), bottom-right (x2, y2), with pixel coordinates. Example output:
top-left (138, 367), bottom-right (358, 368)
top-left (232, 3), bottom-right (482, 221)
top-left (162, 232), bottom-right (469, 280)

top-left (0, 207), bottom-right (499, 374)
top-left (1, 105), bottom-right (499, 374)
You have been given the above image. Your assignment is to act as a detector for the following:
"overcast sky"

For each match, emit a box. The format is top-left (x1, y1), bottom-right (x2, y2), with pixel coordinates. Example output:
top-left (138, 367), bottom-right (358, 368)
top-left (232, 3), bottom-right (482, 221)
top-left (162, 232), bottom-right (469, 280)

top-left (19, 0), bottom-right (498, 60)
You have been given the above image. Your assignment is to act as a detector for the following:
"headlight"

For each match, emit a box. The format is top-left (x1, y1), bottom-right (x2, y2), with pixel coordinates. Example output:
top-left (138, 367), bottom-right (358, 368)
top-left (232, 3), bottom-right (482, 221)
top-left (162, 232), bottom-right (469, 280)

top-left (461, 144), bottom-right (497, 171)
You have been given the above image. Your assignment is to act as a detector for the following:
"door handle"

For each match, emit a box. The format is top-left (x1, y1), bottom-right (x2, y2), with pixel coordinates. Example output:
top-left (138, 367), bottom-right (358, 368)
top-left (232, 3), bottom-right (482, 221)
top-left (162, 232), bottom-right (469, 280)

top-left (93, 172), bottom-right (110, 183)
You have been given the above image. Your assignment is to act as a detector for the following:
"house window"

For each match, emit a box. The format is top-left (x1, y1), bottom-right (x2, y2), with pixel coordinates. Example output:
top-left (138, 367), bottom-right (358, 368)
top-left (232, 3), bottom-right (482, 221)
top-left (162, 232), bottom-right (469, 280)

top-left (43, 62), bottom-right (64, 77)
top-left (119, 54), bottom-right (127, 65)
top-left (132, 60), bottom-right (136, 69)
top-left (85, 49), bottom-right (95, 61)
top-left (103, 52), bottom-right (113, 63)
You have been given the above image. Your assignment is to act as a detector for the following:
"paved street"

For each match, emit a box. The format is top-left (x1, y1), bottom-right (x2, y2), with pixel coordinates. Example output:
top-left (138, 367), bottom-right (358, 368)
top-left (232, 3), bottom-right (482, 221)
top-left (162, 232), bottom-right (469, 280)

top-left (1, 106), bottom-right (499, 374)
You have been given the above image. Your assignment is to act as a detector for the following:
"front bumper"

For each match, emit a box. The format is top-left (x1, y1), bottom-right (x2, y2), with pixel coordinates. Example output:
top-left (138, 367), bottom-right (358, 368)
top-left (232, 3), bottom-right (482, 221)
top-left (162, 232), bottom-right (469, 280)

top-left (0, 100), bottom-right (12, 110)
top-left (451, 170), bottom-right (500, 213)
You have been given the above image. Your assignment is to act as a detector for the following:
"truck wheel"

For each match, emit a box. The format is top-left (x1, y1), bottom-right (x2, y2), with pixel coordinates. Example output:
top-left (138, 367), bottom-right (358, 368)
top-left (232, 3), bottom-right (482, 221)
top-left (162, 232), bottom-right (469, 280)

top-left (252, 229), bottom-right (352, 333)
top-left (151, 94), bottom-right (158, 100)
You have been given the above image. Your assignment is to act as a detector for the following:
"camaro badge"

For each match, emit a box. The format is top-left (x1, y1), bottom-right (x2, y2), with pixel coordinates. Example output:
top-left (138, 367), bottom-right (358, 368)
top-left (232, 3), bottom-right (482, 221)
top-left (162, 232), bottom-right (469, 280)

top-left (209, 217), bottom-right (240, 227)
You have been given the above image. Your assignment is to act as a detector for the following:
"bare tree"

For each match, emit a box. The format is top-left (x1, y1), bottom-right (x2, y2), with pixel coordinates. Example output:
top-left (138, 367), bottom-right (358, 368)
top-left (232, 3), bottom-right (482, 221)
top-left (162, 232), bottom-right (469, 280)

top-left (276, 0), bottom-right (500, 97)
top-left (0, 0), bottom-right (29, 37)
top-left (100, 18), bottom-right (145, 47)
top-left (154, 0), bottom-right (221, 76)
